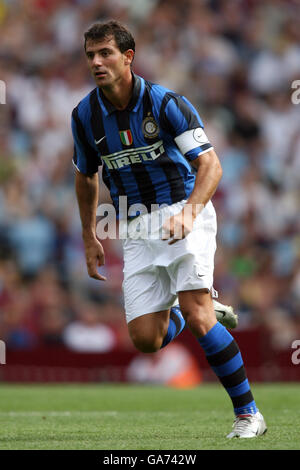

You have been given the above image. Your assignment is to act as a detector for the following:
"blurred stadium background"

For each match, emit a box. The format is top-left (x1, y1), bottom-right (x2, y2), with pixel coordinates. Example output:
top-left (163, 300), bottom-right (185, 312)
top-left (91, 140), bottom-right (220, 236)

top-left (0, 0), bottom-right (300, 385)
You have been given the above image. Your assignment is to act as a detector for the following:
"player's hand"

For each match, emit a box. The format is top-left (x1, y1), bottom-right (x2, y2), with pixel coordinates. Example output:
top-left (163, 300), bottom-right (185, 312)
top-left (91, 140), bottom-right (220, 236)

top-left (162, 209), bottom-right (194, 245)
top-left (83, 236), bottom-right (107, 281)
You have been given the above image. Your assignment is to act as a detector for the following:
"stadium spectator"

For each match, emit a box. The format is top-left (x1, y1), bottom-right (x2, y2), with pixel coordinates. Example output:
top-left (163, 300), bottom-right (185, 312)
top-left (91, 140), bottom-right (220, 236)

top-left (63, 301), bottom-right (117, 352)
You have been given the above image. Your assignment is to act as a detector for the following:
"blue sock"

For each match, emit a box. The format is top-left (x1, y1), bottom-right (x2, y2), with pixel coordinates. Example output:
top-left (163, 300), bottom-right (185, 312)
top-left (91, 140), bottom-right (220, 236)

top-left (198, 322), bottom-right (257, 416)
top-left (161, 305), bottom-right (186, 349)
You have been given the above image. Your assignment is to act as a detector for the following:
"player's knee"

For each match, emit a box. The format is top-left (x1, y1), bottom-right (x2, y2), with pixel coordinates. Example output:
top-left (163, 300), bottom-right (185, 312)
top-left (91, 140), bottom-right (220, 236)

top-left (130, 331), bottom-right (162, 353)
top-left (180, 306), bottom-right (215, 337)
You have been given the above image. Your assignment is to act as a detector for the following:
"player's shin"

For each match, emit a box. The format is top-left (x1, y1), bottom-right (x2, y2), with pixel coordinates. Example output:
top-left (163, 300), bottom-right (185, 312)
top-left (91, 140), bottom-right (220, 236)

top-left (198, 322), bottom-right (257, 416)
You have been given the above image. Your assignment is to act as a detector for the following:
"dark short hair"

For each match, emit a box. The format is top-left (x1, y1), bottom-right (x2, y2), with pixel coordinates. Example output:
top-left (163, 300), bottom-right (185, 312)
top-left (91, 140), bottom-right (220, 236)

top-left (84, 20), bottom-right (135, 54)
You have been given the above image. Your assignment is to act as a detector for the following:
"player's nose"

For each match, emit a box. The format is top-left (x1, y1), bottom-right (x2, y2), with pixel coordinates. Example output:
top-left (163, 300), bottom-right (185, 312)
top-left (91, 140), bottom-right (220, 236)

top-left (92, 53), bottom-right (103, 67)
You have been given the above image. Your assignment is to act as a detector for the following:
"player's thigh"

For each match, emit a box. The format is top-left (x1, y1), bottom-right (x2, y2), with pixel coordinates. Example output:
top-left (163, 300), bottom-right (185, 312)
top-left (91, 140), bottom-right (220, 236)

top-left (123, 265), bottom-right (176, 324)
top-left (128, 309), bottom-right (170, 353)
top-left (167, 200), bottom-right (217, 297)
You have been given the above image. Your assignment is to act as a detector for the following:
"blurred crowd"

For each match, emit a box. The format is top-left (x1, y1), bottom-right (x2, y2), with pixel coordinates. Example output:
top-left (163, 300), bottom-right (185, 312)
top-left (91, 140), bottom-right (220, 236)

top-left (0, 0), bottom-right (300, 352)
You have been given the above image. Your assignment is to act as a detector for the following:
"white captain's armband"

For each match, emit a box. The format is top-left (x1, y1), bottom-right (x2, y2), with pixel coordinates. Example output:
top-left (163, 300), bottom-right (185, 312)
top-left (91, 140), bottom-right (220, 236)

top-left (174, 127), bottom-right (212, 155)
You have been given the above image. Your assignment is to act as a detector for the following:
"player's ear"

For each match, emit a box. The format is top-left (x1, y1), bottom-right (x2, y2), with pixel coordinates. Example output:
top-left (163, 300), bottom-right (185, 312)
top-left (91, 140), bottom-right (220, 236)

top-left (124, 49), bottom-right (134, 66)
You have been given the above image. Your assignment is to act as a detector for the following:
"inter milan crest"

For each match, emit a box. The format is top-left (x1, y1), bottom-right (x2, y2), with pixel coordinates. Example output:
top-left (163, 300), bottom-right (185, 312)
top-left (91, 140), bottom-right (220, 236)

top-left (142, 114), bottom-right (159, 139)
top-left (119, 129), bottom-right (133, 146)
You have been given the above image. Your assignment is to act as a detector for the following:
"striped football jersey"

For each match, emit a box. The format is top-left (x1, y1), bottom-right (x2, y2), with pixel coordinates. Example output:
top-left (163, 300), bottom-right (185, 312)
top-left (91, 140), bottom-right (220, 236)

top-left (71, 73), bottom-right (213, 216)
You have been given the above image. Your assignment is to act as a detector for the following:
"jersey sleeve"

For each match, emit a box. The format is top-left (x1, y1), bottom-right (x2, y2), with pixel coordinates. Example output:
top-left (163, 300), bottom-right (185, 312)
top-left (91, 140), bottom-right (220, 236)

top-left (160, 93), bottom-right (213, 161)
top-left (71, 107), bottom-right (100, 175)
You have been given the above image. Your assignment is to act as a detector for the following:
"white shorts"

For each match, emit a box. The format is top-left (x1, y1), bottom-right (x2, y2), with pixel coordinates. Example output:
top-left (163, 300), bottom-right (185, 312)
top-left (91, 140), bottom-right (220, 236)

top-left (121, 200), bottom-right (217, 324)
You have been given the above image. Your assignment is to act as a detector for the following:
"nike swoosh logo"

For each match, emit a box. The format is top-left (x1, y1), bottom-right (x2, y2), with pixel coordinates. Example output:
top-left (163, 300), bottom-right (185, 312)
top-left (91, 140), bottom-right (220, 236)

top-left (95, 136), bottom-right (106, 145)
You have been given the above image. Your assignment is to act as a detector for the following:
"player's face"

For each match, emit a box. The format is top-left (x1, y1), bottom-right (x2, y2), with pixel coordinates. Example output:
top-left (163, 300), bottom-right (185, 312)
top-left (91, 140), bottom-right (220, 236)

top-left (85, 37), bottom-right (133, 87)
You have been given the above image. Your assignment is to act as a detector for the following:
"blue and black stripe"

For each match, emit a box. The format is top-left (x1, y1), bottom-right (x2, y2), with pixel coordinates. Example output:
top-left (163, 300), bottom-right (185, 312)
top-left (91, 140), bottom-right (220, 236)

top-left (71, 73), bottom-right (210, 216)
top-left (71, 106), bottom-right (99, 175)
top-left (199, 322), bottom-right (257, 416)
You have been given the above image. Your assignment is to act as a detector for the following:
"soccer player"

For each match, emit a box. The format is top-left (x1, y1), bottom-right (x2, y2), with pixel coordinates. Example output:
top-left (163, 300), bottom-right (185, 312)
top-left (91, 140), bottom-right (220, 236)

top-left (72, 21), bottom-right (267, 438)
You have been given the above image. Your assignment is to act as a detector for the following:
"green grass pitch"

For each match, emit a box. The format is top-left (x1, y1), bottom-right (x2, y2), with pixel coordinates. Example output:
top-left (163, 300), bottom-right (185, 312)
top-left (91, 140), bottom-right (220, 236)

top-left (0, 383), bottom-right (299, 450)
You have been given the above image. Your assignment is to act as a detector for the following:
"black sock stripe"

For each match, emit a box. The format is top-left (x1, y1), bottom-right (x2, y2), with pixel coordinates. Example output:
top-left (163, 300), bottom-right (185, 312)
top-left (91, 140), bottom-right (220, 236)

top-left (206, 340), bottom-right (240, 367)
top-left (219, 365), bottom-right (247, 389)
top-left (231, 390), bottom-right (254, 409)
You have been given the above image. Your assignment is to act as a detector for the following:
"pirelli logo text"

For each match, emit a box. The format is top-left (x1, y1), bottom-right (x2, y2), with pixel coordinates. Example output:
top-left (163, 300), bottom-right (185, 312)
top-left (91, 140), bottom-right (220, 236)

top-left (102, 140), bottom-right (165, 170)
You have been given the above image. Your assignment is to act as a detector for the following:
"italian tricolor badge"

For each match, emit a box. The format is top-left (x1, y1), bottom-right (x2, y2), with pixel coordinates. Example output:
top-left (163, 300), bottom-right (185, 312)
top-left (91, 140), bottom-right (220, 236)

top-left (119, 129), bottom-right (133, 146)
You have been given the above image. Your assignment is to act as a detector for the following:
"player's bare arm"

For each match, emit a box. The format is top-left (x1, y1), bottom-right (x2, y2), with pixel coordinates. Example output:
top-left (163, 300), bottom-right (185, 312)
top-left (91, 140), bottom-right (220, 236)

top-left (163, 148), bottom-right (222, 244)
top-left (75, 170), bottom-right (106, 281)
